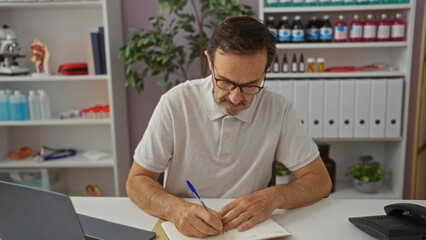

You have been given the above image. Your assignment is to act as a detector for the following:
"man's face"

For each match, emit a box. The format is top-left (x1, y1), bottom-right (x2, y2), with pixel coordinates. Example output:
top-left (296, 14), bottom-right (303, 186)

top-left (205, 49), bottom-right (267, 116)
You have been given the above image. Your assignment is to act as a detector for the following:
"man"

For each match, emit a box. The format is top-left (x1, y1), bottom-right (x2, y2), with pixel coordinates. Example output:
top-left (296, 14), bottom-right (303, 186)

top-left (127, 16), bottom-right (332, 238)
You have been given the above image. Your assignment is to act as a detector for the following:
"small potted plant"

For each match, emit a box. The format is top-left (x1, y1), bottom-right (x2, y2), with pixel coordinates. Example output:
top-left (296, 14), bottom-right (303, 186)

top-left (345, 155), bottom-right (388, 194)
top-left (276, 161), bottom-right (292, 185)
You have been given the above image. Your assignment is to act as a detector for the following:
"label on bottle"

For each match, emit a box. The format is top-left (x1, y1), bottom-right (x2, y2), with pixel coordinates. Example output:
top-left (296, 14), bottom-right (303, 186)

top-left (377, 25), bottom-right (390, 40)
top-left (278, 29), bottom-right (291, 42)
top-left (292, 29), bottom-right (304, 42)
top-left (391, 24), bottom-right (405, 38)
top-left (299, 63), bottom-right (305, 72)
top-left (350, 25), bottom-right (362, 38)
top-left (273, 63), bottom-right (279, 72)
top-left (363, 25), bottom-right (376, 39)
top-left (291, 63), bottom-right (298, 73)
top-left (320, 27), bottom-right (333, 40)
top-left (306, 28), bottom-right (319, 41)
top-left (282, 64), bottom-right (289, 73)
top-left (334, 26), bottom-right (348, 40)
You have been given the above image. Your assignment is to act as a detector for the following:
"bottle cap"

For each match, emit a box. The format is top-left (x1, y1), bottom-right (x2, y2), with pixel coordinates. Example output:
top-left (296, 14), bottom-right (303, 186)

top-left (323, 15), bottom-right (329, 20)
top-left (367, 14), bottom-right (373, 20)
top-left (307, 58), bottom-right (315, 63)
top-left (14, 90), bottom-right (21, 95)
top-left (395, 13), bottom-right (402, 19)
top-left (338, 15), bottom-right (344, 20)
top-left (28, 90), bottom-right (36, 96)
top-left (381, 14), bottom-right (387, 19)
top-left (354, 14), bottom-right (359, 20)
top-left (294, 16), bottom-right (301, 21)
top-left (268, 16), bottom-right (274, 21)
top-left (281, 16), bottom-right (288, 21)
top-left (317, 58), bottom-right (325, 62)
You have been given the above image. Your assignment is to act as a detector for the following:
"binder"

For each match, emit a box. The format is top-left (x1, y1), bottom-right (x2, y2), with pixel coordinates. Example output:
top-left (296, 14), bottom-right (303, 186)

top-left (339, 79), bottom-right (356, 138)
top-left (90, 32), bottom-right (102, 75)
top-left (369, 79), bottom-right (387, 138)
top-left (98, 27), bottom-right (107, 74)
top-left (385, 78), bottom-right (404, 138)
top-left (324, 80), bottom-right (339, 138)
top-left (265, 80), bottom-right (280, 94)
top-left (309, 80), bottom-right (324, 138)
top-left (354, 79), bottom-right (371, 138)
top-left (294, 80), bottom-right (309, 130)
top-left (279, 80), bottom-right (294, 102)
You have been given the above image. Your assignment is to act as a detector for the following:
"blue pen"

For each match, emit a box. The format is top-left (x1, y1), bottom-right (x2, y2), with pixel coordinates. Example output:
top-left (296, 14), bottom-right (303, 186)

top-left (186, 180), bottom-right (209, 212)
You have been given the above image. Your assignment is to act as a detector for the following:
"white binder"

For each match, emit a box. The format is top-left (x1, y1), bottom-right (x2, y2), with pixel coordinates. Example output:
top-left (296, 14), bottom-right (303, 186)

top-left (279, 80), bottom-right (294, 102)
top-left (385, 78), bottom-right (404, 138)
top-left (294, 80), bottom-right (309, 130)
top-left (354, 79), bottom-right (371, 138)
top-left (339, 79), bottom-right (356, 138)
top-left (369, 79), bottom-right (387, 138)
top-left (265, 80), bottom-right (280, 94)
top-left (309, 80), bottom-right (324, 138)
top-left (324, 80), bottom-right (339, 138)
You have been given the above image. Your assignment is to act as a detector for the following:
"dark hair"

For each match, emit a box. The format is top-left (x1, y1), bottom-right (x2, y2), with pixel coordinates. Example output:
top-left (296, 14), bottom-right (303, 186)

top-left (207, 16), bottom-right (277, 71)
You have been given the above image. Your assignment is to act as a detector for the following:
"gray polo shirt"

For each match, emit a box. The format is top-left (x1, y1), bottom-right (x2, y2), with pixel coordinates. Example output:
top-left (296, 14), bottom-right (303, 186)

top-left (134, 76), bottom-right (318, 198)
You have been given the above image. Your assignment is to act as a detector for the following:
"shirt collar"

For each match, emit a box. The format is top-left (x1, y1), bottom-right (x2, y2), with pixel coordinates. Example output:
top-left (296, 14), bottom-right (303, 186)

top-left (201, 75), bottom-right (260, 123)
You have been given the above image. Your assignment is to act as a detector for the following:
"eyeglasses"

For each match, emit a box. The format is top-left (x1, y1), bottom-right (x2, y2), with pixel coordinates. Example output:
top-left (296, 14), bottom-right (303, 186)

top-left (212, 63), bottom-right (265, 95)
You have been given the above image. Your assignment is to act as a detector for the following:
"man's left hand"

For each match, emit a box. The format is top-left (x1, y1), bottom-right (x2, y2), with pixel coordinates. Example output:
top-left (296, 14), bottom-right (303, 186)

top-left (219, 188), bottom-right (276, 232)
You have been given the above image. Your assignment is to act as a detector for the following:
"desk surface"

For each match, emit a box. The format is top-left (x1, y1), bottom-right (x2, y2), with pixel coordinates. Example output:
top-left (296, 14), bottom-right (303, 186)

top-left (71, 197), bottom-right (426, 240)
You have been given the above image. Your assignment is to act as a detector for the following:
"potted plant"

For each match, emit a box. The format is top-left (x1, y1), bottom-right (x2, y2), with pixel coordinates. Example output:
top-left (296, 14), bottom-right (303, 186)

top-left (275, 161), bottom-right (291, 185)
top-left (119, 0), bottom-right (254, 93)
top-left (345, 155), bottom-right (388, 194)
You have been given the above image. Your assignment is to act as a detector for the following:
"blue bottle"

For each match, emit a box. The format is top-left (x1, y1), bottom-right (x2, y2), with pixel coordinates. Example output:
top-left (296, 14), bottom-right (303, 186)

top-left (0, 90), bottom-right (9, 121)
top-left (10, 90), bottom-right (29, 121)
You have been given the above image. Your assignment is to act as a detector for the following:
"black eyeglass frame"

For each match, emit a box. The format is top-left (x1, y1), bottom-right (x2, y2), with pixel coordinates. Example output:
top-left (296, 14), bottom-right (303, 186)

top-left (211, 62), bottom-right (266, 95)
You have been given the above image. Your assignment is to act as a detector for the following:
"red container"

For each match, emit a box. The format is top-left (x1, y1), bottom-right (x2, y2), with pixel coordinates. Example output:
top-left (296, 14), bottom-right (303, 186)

top-left (58, 62), bottom-right (88, 75)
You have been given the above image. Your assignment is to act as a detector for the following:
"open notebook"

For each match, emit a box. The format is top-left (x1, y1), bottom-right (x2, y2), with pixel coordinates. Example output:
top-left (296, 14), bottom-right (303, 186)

top-left (162, 218), bottom-right (290, 240)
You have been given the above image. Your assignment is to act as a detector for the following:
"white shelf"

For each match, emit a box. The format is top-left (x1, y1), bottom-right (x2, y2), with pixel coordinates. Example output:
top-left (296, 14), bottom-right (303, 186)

top-left (263, 4), bottom-right (410, 13)
top-left (276, 41), bottom-right (408, 49)
top-left (0, 153), bottom-right (114, 169)
top-left (0, 1), bottom-right (102, 9)
top-left (266, 72), bottom-right (405, 79)
top-left (0, 118), bottom-right (111, 126)
top-left (330, 181), bottom-right (400, 199)
top-left (0, 75), bottom-right (108, 82)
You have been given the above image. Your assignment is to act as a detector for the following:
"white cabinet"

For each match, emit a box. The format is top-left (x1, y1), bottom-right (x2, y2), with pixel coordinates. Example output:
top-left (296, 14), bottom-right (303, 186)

top-left (260, 1), bottom-right (415, 199)
top-left (0, 0), bottom-right (130, 196)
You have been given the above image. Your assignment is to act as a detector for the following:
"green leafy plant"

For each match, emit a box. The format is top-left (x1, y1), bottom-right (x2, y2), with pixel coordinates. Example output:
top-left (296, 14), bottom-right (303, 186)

top-left (345, 155), bottom-right (388, 183)
top-left (275, 161), bottom-right (291, 176)
top-left (119, 0), bottom-right (254, 93)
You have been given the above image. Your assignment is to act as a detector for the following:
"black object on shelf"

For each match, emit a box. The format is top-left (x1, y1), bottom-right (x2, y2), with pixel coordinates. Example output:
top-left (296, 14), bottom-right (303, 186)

top-left (318, 144), bottom-right (336, 193)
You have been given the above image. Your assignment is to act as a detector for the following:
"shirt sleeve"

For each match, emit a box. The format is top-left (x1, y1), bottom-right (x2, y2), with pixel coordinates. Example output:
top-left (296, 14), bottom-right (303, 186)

top-left (276, 102), bottom-right (319, 172)
top-left (133, 95), bottom-right (174, 173)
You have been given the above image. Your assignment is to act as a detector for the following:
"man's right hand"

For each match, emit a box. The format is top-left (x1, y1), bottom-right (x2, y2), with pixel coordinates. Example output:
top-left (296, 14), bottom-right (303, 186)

top-left (171, 202), bottom-right (223, 238)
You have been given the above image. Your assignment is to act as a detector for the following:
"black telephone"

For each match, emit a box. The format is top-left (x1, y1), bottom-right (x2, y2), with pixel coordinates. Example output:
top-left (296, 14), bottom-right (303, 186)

top-left (349, 203), bottom-right (426, 240)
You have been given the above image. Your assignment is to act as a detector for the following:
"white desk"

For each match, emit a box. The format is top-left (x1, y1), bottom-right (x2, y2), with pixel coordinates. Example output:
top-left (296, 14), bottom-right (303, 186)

top-left (71, 197), bottom-right (426, 240)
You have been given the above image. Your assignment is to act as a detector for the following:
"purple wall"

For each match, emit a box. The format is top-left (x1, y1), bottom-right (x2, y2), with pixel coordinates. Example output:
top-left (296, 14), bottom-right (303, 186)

top-left (120, 0), bottom-right (258, 154)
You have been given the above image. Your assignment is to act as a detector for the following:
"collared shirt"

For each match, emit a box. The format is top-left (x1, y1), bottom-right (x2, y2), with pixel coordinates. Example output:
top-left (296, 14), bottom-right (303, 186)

top-left (134, 76), bottom-right (318, 198)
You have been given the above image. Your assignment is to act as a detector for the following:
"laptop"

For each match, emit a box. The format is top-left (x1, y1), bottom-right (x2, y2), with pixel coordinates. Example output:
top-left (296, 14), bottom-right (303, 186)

top-left (0, 180), bottom-right (156, 240)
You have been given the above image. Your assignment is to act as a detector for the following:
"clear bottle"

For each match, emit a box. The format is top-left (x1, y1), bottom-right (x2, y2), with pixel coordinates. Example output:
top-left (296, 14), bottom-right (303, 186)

top-left (318, 144), bottom-right (336, 193)
top-left (38, 89), bottom-right (51, 120)
top-left (306, 16), bottom-right (320, 43)
top-left (266, 16), bottom-right (278, 40)
top-left (5, 89), bottom-right (12, 120)
top-left (291, 54), bottom-right (298, 73)
top-left (320, 15), bottom-right (333, 42)
top-left (377, 14), bottom-right (391, 42)
top-left (363, 14), bottom-right (377, 42)
top-left (391, 13), bottom-right (406, 41)
top-left (278, 16), bottom-right (292, 43)
top-left (10, 90), bottom-right (29, 121)
top-left (282, 54), bottom-right (289, 73)
top-left (265, 0), bottom-right (279, 7)
top-left (299, 54), bottom-right (305, 73)
top-left (349, 14), bottom-right (363, 42)
top-left (28, 90), bottom-right (41, 121)
top-left (0, 90), bottom-right (9, 121)
top-left (272, 55), bottom-right (280, 73)
top-left (291, 16), bottom-right (305, 43)
top-left (279, 0), bottom-right (292, 7)
top-left (334, 15), bottom-right (348, 42)
top-left (305, 0), bottom-right (317, 6)
top-left (292, 0), bottom-right (304, 7)
top-left (318, 0), bottom-right (330, 6)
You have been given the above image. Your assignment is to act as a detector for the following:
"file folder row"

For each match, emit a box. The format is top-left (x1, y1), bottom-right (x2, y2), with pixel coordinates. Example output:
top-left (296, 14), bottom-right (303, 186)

top-left (265, 78), bottom-right (404, 138)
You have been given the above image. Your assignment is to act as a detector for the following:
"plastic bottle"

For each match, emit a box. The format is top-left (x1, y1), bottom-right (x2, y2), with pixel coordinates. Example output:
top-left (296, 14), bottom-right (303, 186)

top-left (279, 0), bottom-right (292, 7)
top-left (306, 16), bottom-right (320, 43)
top-left (299, 54), bottom-right (305, 73)
top-left (278, 16), bottom-right (292, 43)
top-left (307, 58), bottom-right (315, 73)
top-left (10, 90), bottom-right (29, 121)
top-left (265, 0), bottom-right (278, 7)
top-left (363, 14), bottom-right (377, 42)
top-left (38, 90), bottom-right (51, 120)
top-left (28, 90), bottom-right (41, 121)
top-left (282, 54), bottom-right (289, 73)
top-left (291, 16), bottom-right (305, 43)
top-left (334, 15), bottom-right (348, 42)
top-left (377, 14), bottom-right (391, 42)
top-left (344, 0), bottom-right (355, 4)
top-left (266, 16), bottom-right (278, 40)
top-left (292, 0), bottom-right (304, 7)
top-left (272, 55), bottom-right (280, 73)
top-left (349, 14), bottom-right (363, 42)
top-left (317, 58), bottom-right (325, 72)
top-left (318, 0), bottom-right (330, 6)
top-left (0, 90), bottom-right (9, 121)
top-left (291, 54), bottom-right (298, 73)
top-left (391, 13), bottom-right (406, 41)
top-left (318, 144), bottom-right (336, 193)
top-left (305, 0), bottom-right (317, 6)
top-left (320, 15), bottom-right (333, 42)
top-left (331, 0), bottom-right (344, 5)
top-left (5, 89), bottom-right (12, 120)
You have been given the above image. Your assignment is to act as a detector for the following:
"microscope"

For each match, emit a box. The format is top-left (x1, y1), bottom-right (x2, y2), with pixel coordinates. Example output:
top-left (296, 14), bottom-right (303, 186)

top-left (0, 25), bottom-right (29, 75)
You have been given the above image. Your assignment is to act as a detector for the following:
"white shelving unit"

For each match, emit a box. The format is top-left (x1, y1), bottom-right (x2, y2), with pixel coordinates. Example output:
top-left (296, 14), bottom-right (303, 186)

top-left (259, 1), bottom-right (416, 199)
top-left (0, 0), bottom-right (130, 196)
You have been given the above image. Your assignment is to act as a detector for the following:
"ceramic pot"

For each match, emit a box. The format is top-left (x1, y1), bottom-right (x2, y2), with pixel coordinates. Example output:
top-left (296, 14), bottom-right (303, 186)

top-left (353, 178), bottom-right (382, 193)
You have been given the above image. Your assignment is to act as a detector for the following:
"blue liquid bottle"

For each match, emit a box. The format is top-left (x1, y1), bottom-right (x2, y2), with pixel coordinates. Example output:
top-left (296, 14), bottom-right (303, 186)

top-left (10, 90), bottom-right (29, 121)
top-left (0, 90), bottom-right (9, 121)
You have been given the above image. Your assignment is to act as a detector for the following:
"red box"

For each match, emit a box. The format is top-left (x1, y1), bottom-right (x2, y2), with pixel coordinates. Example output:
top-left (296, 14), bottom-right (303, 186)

top-left (58, 63), bottom-right (88, 75)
